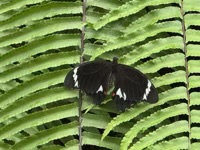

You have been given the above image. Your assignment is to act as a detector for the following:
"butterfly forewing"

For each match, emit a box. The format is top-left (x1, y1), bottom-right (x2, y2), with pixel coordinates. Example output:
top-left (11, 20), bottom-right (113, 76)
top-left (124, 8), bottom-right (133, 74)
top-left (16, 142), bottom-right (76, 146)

top-left (64, 61), bottom-right (113, 104)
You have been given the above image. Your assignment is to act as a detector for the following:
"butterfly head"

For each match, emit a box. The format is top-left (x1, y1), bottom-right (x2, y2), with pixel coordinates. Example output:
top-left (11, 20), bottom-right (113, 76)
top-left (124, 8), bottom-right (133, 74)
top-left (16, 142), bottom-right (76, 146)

top-left (112, 57), bottom-right (118, 65)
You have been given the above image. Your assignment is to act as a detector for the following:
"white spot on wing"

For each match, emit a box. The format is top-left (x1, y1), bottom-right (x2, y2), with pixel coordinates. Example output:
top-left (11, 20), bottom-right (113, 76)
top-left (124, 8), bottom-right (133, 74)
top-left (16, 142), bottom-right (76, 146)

top-left (116, 89), bottom-right (127, 100)
top-left (143, 80), bottom-right (151, 100)
top-left (96, 85), bottom-right (103, 93)
top-left (73, 67), bottom-right (79, 87)
top-left (116, 88), bottom-right (124, 99)
top-left (123, 92), bottom-right (127, 100)
top-left (75, 81), bottom-right (79, 87)
top-left (73, 75), bottom-right (78, 81)
top-left (73, 67), bottom-right (78, 74)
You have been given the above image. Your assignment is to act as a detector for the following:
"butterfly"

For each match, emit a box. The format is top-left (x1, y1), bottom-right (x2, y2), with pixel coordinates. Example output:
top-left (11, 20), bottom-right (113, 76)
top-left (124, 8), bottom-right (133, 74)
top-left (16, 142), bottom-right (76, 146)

top-left (64, 57), bottom-right (158, 111)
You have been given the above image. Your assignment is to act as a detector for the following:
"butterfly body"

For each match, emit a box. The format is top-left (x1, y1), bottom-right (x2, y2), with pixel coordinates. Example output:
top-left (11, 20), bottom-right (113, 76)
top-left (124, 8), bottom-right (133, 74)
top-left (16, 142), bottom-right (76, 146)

top-left (64, 57), bottom-right (158, 111)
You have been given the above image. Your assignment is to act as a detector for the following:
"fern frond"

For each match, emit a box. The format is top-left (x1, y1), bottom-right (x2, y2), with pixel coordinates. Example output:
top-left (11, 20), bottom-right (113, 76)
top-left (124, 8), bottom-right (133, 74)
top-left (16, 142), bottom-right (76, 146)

top-left (0, 70), bottom-right (68, 108)
top-left (0, 17), bottom-right (82, 48)
top-left (0, 141), bottom-right (10, 150)
top-left (0, 0), bottom-right (198, 149)
top-left (85, 28), bottom-right (122, 43)
top-left (40, 145), bottom-right (65, 150)
top-left (188, 60), bottom-right (200, 73)
top-left (90, 21), bottom-right (182, 60)
top-left (192, 142), bottom-right (200, 150)
top-left (152, 70), bottom-right (186, 87)
top-left (124, 6), bottom-right (181, 34)
top-left (191, 110), bottom-right (200, 124)
top-left (0, 87), bottom-right (78, 123)
top-left (0, 0), bottom-right (81, 149)
top-left (185, 14), bottom-right (200, 28)
top-left (0, 34), bottom-right (80, 67)
top-left (189, 76), bottom-right (200, 89)
top-left (0, 2), bottom-right (82, 32)
top-left (129, 121), bottom-right (188, 150)
top-left (190, 92), bottom-right (200, 106)
top-left (187, 45), bottom-right (200, 57)
top-left (0, 0), bottom-right (47, 14)
top-left (83, 132), bottom-right (121, 150)
top-left (186, 29), bottom-right (200, 42)
top-left (120, 103), bottom-right (188, 150)
top-left (87, 0), bottom-right (122, 10)
top-left (83, 113), bottom-right (132, 134)
top-left (0, 51), bottom-right (79, 82)
top-left (119, 36), bottom-right (182, 65)
top-left (137, 53), bottom-right (184, 74)
top-left (65, 139), bottom-right (79, 150)
top-left (10, 122), bottom-right (78, 150)
top-left (93, 0), bottom-right (179, 30)
top-left (0, 103), bottom-right (78, 140)
top-left (191, 127), bottom-right (200, 140)
top-left (147, 137), bottom-right (188, 150)
top-left (184, 0), bottom-right (200, 12)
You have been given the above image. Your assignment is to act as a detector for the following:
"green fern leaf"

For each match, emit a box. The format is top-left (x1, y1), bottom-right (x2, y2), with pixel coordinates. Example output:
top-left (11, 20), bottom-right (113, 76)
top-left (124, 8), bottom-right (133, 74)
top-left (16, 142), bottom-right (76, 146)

top-left (10, 122), bottom-right (78, 150)
top-left (0, 103), bottom-right (78, 140)
top-left (93, 0), bottom-right (179, 30)
top-left (146, 137), bottom-right (188, 150)
top-left (0, 87), bottom-right (78, 123)
top-left (120, 103), bottom-right (188, 150)
top-left (83, 132), bottom-right (121, 150)
top-left (129, 121), bottom-right (188, 150)
top-left (0, 70), bottom-right (68, 108)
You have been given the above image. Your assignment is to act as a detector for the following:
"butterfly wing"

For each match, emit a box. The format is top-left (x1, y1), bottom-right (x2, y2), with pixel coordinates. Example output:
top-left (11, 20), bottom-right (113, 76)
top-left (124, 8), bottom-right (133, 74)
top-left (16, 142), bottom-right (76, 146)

top-left (112, 64), bottom-right (158, 111)
top-left (64, 61), bottom-right (113, 104)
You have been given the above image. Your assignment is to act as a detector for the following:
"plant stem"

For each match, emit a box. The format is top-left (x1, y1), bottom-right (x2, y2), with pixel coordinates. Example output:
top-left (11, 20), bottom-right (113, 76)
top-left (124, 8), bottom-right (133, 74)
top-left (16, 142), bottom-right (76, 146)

top-left (180, 0), bottom-right (191, 149)
top-left (79, 0), bottom-right (87, 150)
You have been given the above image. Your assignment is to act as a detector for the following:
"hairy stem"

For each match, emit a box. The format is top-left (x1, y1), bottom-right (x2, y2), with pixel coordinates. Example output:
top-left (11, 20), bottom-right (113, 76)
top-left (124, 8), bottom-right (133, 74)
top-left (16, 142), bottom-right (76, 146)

top-left (180, 0), bottom-right (191, 149)
top-left (79, 0), bottom-right (87, 149)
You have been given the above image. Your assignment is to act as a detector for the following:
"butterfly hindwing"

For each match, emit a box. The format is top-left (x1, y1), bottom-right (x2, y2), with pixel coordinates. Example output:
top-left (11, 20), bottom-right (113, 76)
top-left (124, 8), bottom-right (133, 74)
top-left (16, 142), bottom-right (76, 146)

top-left (64, 61), bottom-right (113, 104)
top-left (112, 64), bottom-right (158, 111)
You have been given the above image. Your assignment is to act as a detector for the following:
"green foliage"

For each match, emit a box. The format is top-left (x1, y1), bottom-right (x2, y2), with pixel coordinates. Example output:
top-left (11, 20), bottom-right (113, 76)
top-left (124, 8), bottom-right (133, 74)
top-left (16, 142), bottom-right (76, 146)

top-left (0, 0), bottom-right (199, 149)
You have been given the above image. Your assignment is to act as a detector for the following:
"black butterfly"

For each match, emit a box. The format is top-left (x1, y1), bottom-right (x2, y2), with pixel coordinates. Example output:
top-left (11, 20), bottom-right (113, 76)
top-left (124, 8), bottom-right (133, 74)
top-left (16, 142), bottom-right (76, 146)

top-left (64, 57), bottom-right (158, 111)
